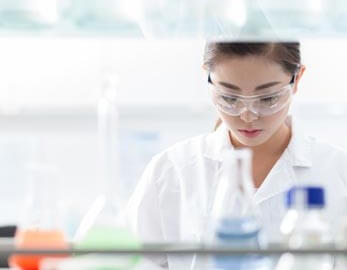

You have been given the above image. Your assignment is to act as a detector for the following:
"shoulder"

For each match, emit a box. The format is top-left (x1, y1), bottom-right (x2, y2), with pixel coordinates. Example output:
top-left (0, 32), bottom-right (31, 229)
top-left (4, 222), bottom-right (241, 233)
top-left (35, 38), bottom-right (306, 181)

top-left (291, 117), bottom-right (347, 166)
top-left (309, 135), bottom-right (347, 160)
top-left (307, 135), bottom-right (347, 175)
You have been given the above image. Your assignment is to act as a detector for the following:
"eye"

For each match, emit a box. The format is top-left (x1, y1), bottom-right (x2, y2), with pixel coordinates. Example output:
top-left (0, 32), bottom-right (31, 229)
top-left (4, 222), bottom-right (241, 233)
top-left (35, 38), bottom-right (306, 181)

top-left (260, 95), bottom-right (280, 106)
top-left (221, 95), bottom-right (238, 106)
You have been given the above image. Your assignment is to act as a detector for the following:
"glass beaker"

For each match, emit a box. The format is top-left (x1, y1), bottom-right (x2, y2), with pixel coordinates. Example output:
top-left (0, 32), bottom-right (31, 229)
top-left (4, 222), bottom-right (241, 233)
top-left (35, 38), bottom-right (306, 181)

top-left (8, 163), bottom-right (68, 270)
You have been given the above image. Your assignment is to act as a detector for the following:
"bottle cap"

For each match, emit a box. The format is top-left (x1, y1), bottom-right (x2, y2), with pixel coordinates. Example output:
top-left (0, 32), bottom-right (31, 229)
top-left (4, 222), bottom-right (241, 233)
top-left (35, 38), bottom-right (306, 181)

top-left (286, 186), bottom-right (325, 208)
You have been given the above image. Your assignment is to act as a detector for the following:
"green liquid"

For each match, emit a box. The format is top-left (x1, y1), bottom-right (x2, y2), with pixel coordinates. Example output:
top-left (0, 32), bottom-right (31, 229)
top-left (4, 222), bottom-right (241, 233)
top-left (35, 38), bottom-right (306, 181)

top-left (75, 226), bottom-right (141, 270)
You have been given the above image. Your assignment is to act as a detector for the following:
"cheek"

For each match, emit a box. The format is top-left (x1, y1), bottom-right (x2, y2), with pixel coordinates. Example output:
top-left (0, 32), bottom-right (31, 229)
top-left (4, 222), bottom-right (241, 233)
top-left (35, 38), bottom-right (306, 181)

top-left (218, 111), bottom-right (240, 127)
top-left (261, 105), bottom-right (290, 128)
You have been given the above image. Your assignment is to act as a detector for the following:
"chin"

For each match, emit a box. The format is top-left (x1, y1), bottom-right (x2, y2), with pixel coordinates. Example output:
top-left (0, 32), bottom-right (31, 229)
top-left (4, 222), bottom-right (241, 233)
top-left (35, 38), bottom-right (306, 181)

top-left (234, 135), bottom-right (269, 147)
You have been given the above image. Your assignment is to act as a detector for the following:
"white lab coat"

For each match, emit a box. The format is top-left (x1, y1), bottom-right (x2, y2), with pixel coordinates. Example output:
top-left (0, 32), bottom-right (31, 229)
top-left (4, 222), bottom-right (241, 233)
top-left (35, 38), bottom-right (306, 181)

top-left (124, 116), bottom-right (347, 269)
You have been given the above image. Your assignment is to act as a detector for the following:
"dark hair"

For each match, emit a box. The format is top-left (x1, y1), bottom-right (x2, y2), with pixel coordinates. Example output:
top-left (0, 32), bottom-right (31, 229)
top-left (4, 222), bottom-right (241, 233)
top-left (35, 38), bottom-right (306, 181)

top-left (204, 42), bottom-right (301, 130)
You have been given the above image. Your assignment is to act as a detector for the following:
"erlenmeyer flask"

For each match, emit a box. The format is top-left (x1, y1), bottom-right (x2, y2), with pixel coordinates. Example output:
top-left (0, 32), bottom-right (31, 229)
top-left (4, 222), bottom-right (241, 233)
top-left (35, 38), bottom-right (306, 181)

top-left (73, 71), bottom-right (141, 269)
top-left (74, 195), bottom-right (141, 269)
top-left (209, 149), bottom-right (272, 270)
top-left (9, 163), bottom-right (68, 270)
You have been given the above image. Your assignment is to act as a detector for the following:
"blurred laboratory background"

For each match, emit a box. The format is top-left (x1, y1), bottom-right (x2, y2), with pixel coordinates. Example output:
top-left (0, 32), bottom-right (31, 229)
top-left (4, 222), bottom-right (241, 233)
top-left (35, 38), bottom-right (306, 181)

top-left (0, 0), bottom-right (346, 238)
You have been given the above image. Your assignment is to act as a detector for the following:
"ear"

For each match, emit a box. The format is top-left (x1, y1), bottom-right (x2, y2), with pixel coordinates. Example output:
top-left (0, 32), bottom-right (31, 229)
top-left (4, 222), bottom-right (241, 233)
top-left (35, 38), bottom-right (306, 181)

top-left (293, 65), bottom-right (306, 95)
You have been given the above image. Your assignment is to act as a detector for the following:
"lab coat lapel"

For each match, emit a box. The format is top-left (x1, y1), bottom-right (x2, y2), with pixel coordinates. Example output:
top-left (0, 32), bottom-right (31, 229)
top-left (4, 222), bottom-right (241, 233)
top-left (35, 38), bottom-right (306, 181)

top-left (254, 116), bottom-right (313, 205)
top-left (205, 116), bottom-right (314, 207)
top-left (253, 154), bottom-right (296, 205)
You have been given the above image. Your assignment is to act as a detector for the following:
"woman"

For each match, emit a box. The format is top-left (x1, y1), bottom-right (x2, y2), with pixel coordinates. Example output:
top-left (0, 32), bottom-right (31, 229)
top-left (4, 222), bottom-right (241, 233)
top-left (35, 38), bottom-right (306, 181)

top-left (124, 42), bottom-right (347, 269)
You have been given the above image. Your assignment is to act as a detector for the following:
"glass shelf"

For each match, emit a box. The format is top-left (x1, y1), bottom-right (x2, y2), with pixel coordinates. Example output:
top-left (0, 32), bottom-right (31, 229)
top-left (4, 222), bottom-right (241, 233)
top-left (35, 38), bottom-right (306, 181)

top-left (0, 242), bottom-right (345, 255)
top-left (0, 0), bottom-right (346, 40)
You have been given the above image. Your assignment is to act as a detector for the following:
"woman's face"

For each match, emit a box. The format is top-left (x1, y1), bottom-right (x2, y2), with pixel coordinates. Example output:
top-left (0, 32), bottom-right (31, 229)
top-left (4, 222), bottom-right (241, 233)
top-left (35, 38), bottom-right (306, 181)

top-left (209, 55), bottom-right (304, 147)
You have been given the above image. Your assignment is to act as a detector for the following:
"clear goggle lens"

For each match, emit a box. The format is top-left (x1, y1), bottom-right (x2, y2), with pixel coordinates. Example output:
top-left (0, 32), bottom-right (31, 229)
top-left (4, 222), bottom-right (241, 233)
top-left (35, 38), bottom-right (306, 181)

top-left (211, 84), bottom-right (293, 117)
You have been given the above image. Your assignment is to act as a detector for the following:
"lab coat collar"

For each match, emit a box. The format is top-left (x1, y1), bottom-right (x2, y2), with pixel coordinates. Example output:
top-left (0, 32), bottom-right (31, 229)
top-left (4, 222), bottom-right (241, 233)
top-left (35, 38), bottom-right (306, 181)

top-left (204, 115), bottom-right (313, 168)
top-left (204, 116), bottom-right (313, 206)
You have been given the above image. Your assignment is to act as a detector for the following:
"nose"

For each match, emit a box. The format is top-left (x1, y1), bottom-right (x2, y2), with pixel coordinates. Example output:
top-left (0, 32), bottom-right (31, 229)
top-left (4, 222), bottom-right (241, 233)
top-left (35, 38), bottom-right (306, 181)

top-left (239, 109), bottom-right (259, 123)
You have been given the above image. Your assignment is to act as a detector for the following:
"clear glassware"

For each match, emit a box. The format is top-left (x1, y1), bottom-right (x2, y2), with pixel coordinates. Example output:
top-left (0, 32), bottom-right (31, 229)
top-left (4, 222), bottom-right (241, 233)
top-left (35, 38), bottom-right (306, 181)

top-left (72, 71), bottom-right (141, 270)
top-left (8, 163), bottom-right (68, 270)
top-left (275, 186), bottom-right (334, 270)
top-left (208, 149), bottom-right (272, 270)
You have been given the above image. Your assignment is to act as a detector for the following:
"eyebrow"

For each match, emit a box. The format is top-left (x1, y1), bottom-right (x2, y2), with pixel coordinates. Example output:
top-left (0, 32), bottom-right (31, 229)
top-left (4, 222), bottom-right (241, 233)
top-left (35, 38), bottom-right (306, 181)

top-left (208, 73), bottom-right (282, 91)
top-left (219, 80), bottom-right (282, 91)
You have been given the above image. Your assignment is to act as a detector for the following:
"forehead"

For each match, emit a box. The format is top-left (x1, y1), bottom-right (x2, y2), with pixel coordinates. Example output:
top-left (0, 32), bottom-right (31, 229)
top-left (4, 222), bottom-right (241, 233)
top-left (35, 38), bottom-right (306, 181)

top-left (212, 55), bottom-right (289, 90)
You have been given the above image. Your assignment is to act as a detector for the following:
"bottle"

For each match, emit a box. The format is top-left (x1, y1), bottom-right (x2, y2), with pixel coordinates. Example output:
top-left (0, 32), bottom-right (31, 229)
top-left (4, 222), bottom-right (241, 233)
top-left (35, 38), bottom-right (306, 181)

top-left (275, 186), bottom-right (334, 270)
top-left (279, 186), bottom-right (306, 243)
top-left (211, 149), bottom-right (272, 270)
top-left (8, 163), bottom-right (68, 270)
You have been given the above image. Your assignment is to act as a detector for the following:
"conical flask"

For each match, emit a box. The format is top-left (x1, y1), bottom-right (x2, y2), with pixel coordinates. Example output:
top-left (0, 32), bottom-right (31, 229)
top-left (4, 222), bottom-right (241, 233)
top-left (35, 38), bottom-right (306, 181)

top-left (73, 71), bottom-right (141, 270)
top-left (9, 163), bottom-right (68, 270)
top-left (208, 149), bottom-right (272, 270)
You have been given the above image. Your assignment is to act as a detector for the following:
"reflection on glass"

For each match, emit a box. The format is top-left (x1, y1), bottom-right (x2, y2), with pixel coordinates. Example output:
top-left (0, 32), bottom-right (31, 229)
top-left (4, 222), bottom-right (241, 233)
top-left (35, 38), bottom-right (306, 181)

top-left (60, 0), bottom-right (139, 32)
top-left (259, 0), bottom-right (331, 36)
top-left (137, 0), bottom-right (208, 38)
top-left (331, 0), bottom-right (347, 31)
top-left (136, 0), bottom-right (277, 39)
top-left (0, 0), bottom-right (58, 29)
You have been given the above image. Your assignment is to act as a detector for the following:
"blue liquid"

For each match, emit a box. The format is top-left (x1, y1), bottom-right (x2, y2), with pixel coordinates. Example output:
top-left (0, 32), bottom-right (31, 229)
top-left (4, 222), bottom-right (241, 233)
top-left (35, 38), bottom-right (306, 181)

top-left (213, 217), bottom-right (272, 270)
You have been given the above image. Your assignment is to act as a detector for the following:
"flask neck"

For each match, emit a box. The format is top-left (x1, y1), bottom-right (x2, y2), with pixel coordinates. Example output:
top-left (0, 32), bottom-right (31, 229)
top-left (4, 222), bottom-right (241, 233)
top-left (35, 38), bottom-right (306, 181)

top-left (233, 151), bottom-right (255, 198)
top-left (214, 149), bottom-right (256, 219)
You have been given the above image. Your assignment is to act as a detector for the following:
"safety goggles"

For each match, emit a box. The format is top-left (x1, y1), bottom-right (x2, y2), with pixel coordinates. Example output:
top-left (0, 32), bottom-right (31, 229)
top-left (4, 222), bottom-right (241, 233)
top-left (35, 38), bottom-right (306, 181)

top-left (208, 74), bottom-right (296, 117)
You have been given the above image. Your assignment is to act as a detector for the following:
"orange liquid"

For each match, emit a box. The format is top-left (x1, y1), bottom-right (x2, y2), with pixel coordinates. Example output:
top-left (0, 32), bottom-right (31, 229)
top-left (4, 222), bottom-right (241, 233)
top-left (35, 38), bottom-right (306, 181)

top-left (9, 229), bottom-right (68, 270)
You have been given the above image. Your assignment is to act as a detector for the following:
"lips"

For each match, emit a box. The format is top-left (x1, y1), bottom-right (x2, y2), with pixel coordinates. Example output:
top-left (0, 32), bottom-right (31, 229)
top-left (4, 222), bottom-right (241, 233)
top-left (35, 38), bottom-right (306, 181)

top-left (238, 129), bottom-right (263, 138)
